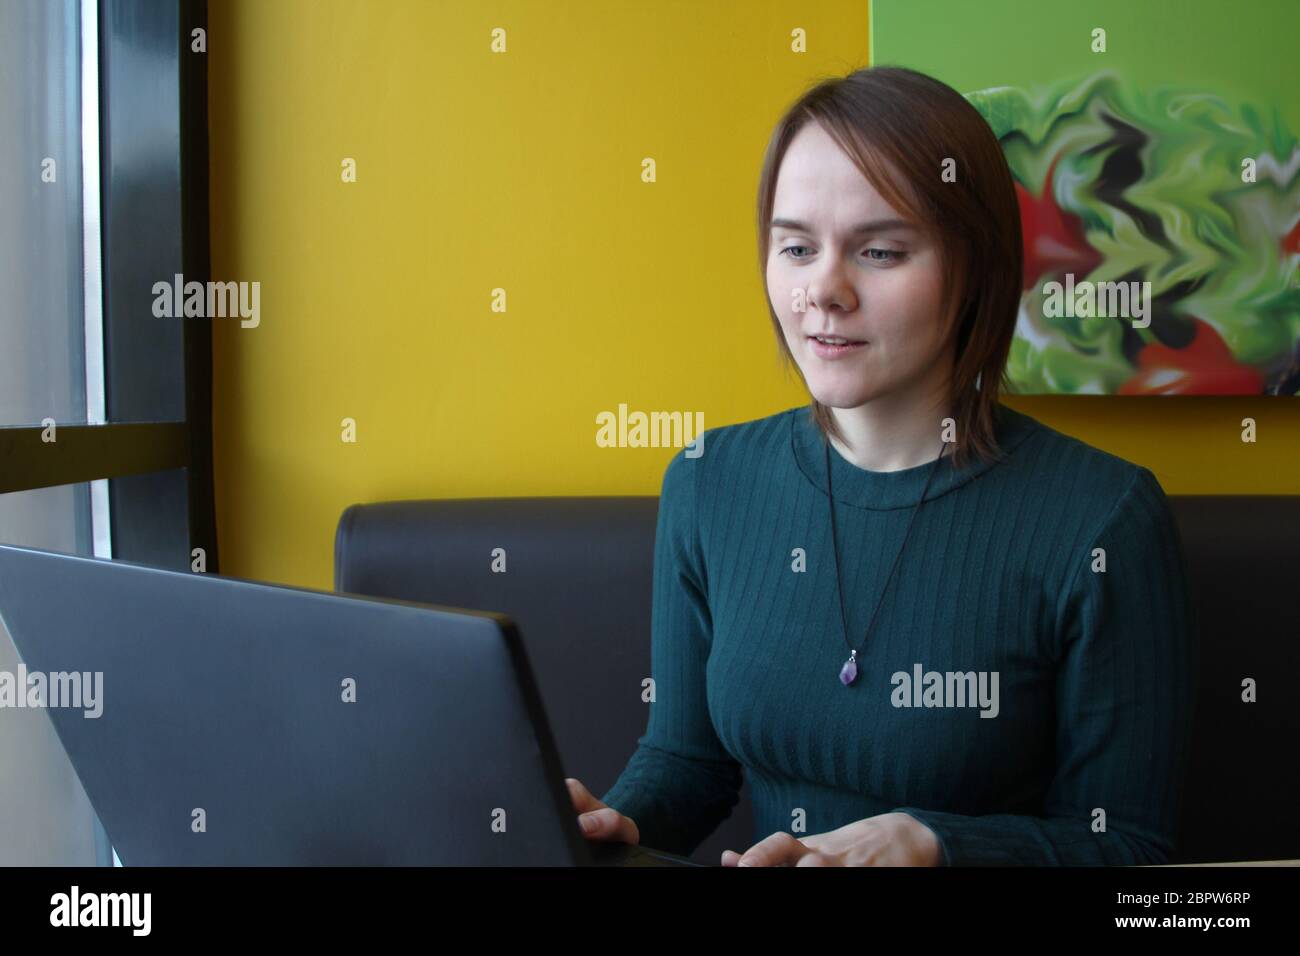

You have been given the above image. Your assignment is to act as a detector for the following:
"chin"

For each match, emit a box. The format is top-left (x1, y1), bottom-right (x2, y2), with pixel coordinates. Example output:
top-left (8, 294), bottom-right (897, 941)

top-left (807, 384), bottom-right (876, 409)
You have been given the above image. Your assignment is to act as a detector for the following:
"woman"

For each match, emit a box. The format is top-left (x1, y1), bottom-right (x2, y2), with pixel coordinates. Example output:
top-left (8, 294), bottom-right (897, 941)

top-left (567, 66), bottom-right (1195, 866)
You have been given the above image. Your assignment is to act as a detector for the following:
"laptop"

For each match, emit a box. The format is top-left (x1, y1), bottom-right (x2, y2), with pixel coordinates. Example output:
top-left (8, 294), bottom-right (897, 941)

top-left (0, 543), bottom-right (705, 867)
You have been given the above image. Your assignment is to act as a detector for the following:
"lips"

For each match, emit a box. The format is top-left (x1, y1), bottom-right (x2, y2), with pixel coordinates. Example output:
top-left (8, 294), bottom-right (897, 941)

top-left (807, 335), bottom-right (867, 359)
top-left (807, 334), bottom-right (866, 344)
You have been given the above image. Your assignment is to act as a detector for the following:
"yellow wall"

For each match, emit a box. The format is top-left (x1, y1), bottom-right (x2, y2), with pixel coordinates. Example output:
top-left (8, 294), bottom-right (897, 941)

top-left (208, 0), bottom-right (1299, 590)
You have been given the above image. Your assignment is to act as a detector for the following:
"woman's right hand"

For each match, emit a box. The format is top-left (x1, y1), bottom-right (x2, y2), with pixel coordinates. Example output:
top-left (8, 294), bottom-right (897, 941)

top-left (566, 778), bottom-right (640, 845)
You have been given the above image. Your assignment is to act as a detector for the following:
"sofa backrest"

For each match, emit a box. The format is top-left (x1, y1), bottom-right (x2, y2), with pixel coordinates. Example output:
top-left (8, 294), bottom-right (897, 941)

top-left (335, 494), bottom-right (1300, 865)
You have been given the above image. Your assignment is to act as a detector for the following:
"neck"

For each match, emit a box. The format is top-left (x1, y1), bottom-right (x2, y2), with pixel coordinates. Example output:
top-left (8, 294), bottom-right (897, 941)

top-left (826, 386), bottom-right (954, 473)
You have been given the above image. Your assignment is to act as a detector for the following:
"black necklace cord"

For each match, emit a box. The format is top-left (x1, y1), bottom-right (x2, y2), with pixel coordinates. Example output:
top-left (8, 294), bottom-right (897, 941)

top-left (825, 436), bottom-right (950, 659)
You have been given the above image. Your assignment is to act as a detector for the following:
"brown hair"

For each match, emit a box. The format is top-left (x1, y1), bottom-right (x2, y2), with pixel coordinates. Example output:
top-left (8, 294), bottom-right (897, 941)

top-left (756, 65), bottom-right (1023, 471)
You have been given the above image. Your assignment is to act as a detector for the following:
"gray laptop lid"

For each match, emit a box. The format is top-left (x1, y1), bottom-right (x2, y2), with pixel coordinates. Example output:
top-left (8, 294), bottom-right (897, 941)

top-left (0, 544), bottom-right (591, 865)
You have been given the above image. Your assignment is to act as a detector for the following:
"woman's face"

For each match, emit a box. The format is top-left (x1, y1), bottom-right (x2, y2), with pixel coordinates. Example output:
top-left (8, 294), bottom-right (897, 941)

top-left (766, 122), bottom-right (957, 414)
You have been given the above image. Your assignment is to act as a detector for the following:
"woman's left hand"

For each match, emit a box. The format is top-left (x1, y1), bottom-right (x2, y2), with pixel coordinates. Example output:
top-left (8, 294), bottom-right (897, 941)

top-left (720, 812), bottom-right (943, 866)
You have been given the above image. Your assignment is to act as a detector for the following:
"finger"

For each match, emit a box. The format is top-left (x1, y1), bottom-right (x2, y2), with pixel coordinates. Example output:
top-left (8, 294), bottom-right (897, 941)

top-left (795, 852), bottom-right (833, 866)
top-left (737, 832), bottom-right (807, 867)
top-left (576, 806), bottom-right (616, 837)
top-left (578, 806), bottom-right (638, 844)
top-left (720, 849), bottom-right (742, 866)
top-left (565, 778), bottom-right (604, 813)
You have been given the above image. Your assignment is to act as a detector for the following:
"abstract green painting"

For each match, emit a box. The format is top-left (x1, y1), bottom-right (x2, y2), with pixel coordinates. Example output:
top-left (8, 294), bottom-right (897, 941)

top-left (871, 0), bottom-right (1300, 395)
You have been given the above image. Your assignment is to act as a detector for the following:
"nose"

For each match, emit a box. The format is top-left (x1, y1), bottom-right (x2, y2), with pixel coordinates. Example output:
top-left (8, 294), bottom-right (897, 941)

top-left (805, 262), bottom-right (857, 317)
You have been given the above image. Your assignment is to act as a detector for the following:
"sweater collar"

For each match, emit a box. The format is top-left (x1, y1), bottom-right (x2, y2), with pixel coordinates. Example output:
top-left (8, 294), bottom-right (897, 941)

top-left (790, 402), bottom-right (1039, 511)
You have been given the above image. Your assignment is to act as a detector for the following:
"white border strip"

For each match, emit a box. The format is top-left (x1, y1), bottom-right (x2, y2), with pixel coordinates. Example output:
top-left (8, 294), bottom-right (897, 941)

top-left (79, 0), bottom-right (111, 561)
top-left (80, 0), bottom-right (118, 868)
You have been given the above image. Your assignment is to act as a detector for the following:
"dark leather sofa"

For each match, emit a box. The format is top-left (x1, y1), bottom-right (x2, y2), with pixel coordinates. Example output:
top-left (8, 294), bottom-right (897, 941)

top-left (334, 494), bottom-right (1300, 865)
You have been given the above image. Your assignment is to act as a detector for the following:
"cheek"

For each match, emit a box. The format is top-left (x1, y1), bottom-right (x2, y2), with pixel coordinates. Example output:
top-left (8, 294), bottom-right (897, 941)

top-left (766, 260), bottom-right (791, 314)
top-left (875, 264), bottom-right (948, 345)
top-left (767, 269), bottom-right (805, 346)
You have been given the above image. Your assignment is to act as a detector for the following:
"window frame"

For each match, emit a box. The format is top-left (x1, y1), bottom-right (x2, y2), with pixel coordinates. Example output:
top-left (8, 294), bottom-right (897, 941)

top-left (0, 0), bottom-right (217, 575)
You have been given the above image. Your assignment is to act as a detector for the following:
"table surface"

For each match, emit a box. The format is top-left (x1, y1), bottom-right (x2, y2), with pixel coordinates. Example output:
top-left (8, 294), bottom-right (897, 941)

top-left (1153, 859), bottom-right (1300, 866)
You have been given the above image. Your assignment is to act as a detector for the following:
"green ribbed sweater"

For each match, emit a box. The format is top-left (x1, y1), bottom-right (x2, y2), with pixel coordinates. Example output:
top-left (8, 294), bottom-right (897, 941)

top-left (601, 403), bottom-right (1197, 865)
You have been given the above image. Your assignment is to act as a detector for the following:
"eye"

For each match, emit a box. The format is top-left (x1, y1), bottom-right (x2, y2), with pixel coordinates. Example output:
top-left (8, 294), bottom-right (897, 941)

top-left (777, 246), bottom-right (905, 263)
top-left (865, 248), bottom-right (904, 263)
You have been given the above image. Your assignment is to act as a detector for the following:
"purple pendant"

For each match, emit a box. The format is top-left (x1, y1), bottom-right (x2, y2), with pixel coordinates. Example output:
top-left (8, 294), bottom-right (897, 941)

top-left (839, 655), bottom-right (858, 686)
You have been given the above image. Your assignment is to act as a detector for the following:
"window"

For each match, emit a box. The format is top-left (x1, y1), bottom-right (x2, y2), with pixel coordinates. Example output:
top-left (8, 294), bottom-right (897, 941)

top-left (0, 0), bottom-right (214, 866)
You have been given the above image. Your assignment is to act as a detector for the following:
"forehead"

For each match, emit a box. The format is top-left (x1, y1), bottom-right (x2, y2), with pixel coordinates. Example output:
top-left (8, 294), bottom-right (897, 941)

top-left (773, 122), bottom-right (906, 222)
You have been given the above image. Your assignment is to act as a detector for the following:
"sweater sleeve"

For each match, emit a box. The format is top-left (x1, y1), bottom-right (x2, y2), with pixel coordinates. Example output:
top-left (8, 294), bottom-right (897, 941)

top-left (599, 447), bottom-right (744, 857)
top-left (890, 467), bottom-right (1197, 866)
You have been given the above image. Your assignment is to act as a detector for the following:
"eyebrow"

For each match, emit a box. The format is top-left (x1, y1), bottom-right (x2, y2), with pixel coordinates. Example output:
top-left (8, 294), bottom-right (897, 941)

top-left (770, 217), bottom-right (919, 236)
